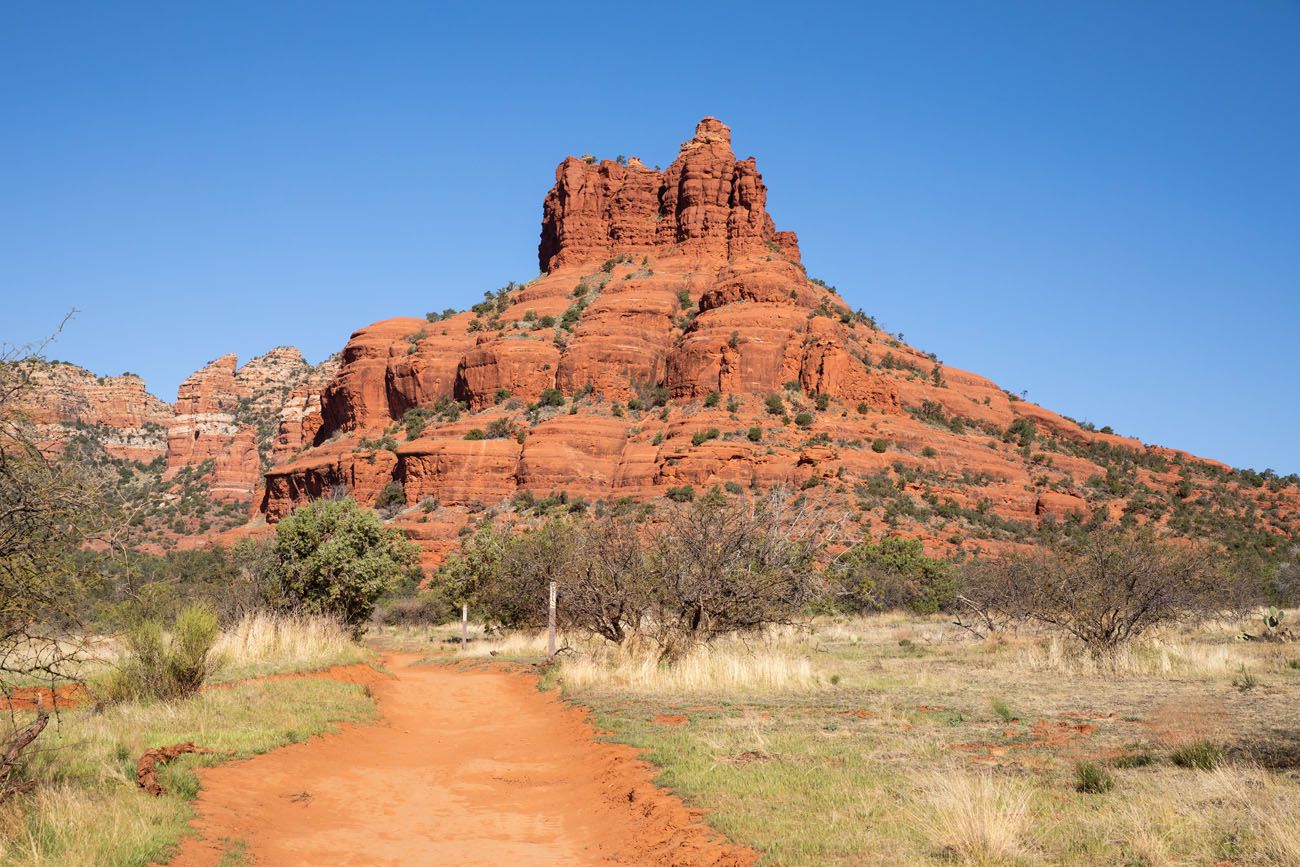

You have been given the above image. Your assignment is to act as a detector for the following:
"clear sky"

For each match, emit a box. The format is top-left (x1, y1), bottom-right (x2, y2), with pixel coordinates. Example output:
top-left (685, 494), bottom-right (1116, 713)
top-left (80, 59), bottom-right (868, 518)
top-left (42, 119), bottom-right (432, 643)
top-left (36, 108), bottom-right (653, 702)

top-left (3, 2), bottom-right (1297, 473)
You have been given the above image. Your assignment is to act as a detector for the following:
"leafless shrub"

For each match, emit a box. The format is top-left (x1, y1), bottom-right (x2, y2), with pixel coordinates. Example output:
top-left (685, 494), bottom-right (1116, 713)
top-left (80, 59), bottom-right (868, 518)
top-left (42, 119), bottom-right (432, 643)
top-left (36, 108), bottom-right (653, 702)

top-left (0, 317), bottom-right (103, 795)
top-left (957, 525), bottom-right (1247, 658)
top-left (438, 489), bottom-right (838, 662)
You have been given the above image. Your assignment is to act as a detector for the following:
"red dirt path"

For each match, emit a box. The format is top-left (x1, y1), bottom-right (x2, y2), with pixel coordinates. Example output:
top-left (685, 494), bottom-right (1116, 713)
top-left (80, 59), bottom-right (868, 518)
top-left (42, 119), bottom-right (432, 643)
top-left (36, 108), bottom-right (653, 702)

top-left (168, 653), bottom-right (755, 866)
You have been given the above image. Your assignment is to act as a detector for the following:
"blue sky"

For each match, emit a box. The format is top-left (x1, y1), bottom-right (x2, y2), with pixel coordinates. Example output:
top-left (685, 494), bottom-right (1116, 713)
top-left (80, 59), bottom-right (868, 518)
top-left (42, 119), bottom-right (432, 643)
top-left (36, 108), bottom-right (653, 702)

top-left (2, 2), bottom-right (1297, 473)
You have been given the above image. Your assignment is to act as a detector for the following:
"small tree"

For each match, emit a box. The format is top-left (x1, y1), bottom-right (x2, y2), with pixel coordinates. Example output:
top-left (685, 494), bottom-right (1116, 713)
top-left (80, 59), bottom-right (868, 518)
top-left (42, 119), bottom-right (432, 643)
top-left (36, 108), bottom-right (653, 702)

top-left (958, 526), bottom-right (1242, 658)
top-left (831, 536), bottom-right (956, 614)
top-left (265, 498), bottom-right (420, 635)
top-left (645, 489), bottom-right (830, 660)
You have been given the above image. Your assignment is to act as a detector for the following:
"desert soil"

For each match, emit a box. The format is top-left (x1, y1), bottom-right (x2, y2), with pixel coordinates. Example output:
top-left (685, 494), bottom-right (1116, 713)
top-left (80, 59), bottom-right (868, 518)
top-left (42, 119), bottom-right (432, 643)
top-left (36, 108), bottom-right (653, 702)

top-left (168, 653), bottom-right (754, 866)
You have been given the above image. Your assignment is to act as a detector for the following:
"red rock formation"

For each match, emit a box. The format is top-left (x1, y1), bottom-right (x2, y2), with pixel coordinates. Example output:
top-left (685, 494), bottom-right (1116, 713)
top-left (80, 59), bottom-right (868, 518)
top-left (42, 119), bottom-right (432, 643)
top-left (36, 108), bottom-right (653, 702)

top-left (539, 117), bottom-right (800, 273)
top-left (18, 363), bottom-right (172, 463)
top-left (18, 347), bottom-right (333, 545)
top-left (235, 117), bottom-right (1300, 568)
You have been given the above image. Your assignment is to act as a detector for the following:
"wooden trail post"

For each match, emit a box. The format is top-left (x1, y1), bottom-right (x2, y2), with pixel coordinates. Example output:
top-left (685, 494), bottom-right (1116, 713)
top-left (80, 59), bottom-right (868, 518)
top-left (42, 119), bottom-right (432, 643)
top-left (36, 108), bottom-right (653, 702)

top-left (460, 603), bottom-right (468, 651)
top-left (547, 580), bottom-right (557, 660)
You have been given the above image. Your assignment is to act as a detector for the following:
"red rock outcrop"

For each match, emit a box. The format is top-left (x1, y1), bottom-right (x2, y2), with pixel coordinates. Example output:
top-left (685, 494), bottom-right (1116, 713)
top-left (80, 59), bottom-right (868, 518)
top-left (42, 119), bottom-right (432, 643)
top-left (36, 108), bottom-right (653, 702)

top-left (539, 117), bottom-right (800, 273)
top-left (216, 117), bottom-right (1300, 568)
top-left (17, 347), bottom-right (333, 545)
top-left (18, 363), bottom-right (172, 462)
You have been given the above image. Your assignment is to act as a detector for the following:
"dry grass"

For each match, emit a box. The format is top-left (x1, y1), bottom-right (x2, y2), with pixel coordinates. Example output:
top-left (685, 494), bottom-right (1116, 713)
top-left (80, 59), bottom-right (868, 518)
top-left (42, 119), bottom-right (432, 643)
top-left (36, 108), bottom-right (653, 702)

top-left (1011, 633), bottom-right (1260, 677)
top-left (920, 771), bottom-right (1033, 865)
top-left (551, 611), bottom-right (1300, 865)
top-left (558, 641), bottom-right (822, 694)
top-left (210, 612), bottom-right (371, 681)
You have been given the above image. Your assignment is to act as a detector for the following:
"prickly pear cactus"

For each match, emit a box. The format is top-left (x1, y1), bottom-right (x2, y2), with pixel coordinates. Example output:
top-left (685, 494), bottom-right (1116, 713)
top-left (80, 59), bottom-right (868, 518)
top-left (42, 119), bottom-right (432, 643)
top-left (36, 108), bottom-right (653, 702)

top-left (1262, 606), bottom-right (1284, 631)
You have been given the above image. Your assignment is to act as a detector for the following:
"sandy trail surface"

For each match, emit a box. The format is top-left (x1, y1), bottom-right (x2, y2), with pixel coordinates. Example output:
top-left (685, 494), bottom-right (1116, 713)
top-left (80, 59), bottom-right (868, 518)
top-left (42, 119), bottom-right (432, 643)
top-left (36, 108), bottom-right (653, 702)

top-left (168, 653), bottom-right (754, 866)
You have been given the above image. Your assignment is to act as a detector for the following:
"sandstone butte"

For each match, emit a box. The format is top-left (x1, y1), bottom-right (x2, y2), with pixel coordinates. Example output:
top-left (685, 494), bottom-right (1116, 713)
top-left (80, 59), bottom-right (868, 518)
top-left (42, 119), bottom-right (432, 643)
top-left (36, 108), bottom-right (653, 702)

top-left (18, 118), bottom-right (1300, 568)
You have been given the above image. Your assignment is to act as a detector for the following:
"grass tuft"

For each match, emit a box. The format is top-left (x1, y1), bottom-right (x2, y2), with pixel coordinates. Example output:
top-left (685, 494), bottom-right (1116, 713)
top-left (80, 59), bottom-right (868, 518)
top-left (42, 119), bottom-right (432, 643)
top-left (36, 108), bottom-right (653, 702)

top-left (922, 771), bottom-right (1033, 864)
top-left (1169, 740), bottom-right (1225, 771)
top-left (1073, 761), bottom-right (1115, 794)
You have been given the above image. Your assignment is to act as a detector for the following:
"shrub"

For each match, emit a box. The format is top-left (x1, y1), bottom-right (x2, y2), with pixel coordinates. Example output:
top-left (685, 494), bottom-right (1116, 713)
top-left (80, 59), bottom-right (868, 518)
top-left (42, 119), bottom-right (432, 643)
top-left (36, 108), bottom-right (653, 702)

top-left (403, 407), bottom-right (435, 439)
top-left (991, 698), bottom-right (1016, 722)
top-left (691, 428), bottom-right (720, 446)
top-left (922, 446), bottom-right (937, 458)
top-left (1074, 761), bottom-right (1115, 794)
top-left (765, 394), bottom-right (785, 415)
top-left (747, 426), bottom-right (762, 443)
top-left (704, 391), bottom-right (721, 408)
top-left (464, 428), bottom-right (485, 440)
top-left (957, 526), bottom-right (1244, 658)
top-left (372, 588), bottom-right (458, 626)
top-left (264, 498), bottom-right (420, 635)
top-left (666, 485), bottom-right (695, 503)
top-left (1113, 751), bottom-right (1154, 769)
top-left (485, 418), bottom-right (516, 439)
top-left (830, 536), bottom-right (956, 614)
top-left (539, 387), bottom-right (565, 407)
top-left (871, 438), bottom-right (889, 453)
top-left (794, 411), bottom-right (814, 428)
top-left (856, 402), bottom-right (869, 414)
top-left (1004, 417), bottom-right (1037, 448)
top-left (375, 481), bottom-right (406, 516)
top-left (97, 603), bottom-right (221, 703)
top-left (815, 394), bottom-right (829, 411)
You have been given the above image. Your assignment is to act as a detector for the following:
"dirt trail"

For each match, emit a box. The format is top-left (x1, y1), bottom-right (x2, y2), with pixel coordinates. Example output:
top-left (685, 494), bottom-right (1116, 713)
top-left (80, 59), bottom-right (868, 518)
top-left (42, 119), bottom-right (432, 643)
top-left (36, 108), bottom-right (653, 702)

top-left (169, 654), bottom-right (755, 866)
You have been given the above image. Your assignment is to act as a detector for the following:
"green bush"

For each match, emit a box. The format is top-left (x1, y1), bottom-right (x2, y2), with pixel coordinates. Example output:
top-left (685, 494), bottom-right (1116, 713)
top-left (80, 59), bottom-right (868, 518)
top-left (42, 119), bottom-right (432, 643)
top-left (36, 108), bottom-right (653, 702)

top-left (666, 485), bottom-right (695, 503)
top-left (704, 391), bottom-right (721, 408)
top-left (97, 603), bottom-right (221, 703)
top-left (871, 438), bottom-right (889, 453)
top-left (403, 407), bottom-right (434, 439)
top-left (372, 587), bottom-right (458, 626)
top-left (794, 411), bottom-right (813, 428)
top-left (691, 428), bottom-right (720, 446)
top-left (765, 394), bottom-right (785, 415)
top-left (375, 481), bottom-right (406, 516)
top-left (539, 387), bottom-right (565, 407)
top-left (747, 426), bottom-right (762, 443)
top-left (264, 498), bottom-right (420, 635)
top-left (830, 536), bottom-right (956, 614)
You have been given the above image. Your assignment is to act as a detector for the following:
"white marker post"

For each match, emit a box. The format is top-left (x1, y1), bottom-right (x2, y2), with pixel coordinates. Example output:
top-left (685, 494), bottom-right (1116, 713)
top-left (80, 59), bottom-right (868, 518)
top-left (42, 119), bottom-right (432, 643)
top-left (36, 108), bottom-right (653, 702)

top-left (547, 580), bottom-right (557, 660)
top-left (461, 603), bottom-right (468, 651)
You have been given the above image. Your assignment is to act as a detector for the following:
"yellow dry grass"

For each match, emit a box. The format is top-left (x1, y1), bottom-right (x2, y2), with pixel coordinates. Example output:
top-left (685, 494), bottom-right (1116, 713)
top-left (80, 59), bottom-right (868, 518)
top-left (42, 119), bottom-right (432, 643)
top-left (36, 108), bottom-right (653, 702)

top-left (558, 641), bottom-right (822, 694)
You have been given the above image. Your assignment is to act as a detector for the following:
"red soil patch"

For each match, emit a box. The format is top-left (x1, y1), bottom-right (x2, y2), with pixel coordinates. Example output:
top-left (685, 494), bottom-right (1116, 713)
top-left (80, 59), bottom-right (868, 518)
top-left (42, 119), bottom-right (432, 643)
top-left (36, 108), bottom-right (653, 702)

top-left (169, 653), bottom-right (757, 866)
top-left (653, 714), bottom-right (689, 727)
top-left (1140, 698), bottom-right (1231, 746)
top-left (954, 715), bottom-right (1102, 763)
top-left (0, 683), bottom-right (88, 711)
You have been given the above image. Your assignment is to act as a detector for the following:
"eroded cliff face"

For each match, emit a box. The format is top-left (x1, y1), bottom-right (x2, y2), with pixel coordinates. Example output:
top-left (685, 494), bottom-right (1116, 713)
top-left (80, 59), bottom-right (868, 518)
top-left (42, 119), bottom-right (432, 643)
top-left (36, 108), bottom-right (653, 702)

top-left (259, 117), bottom-right (1300, 570)
top-left (19, 364), bottom-right (173, 463)
top-left (167, 347), bottom-right (339, 501)
top-left (17, 347), bottom-right (337, 548)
